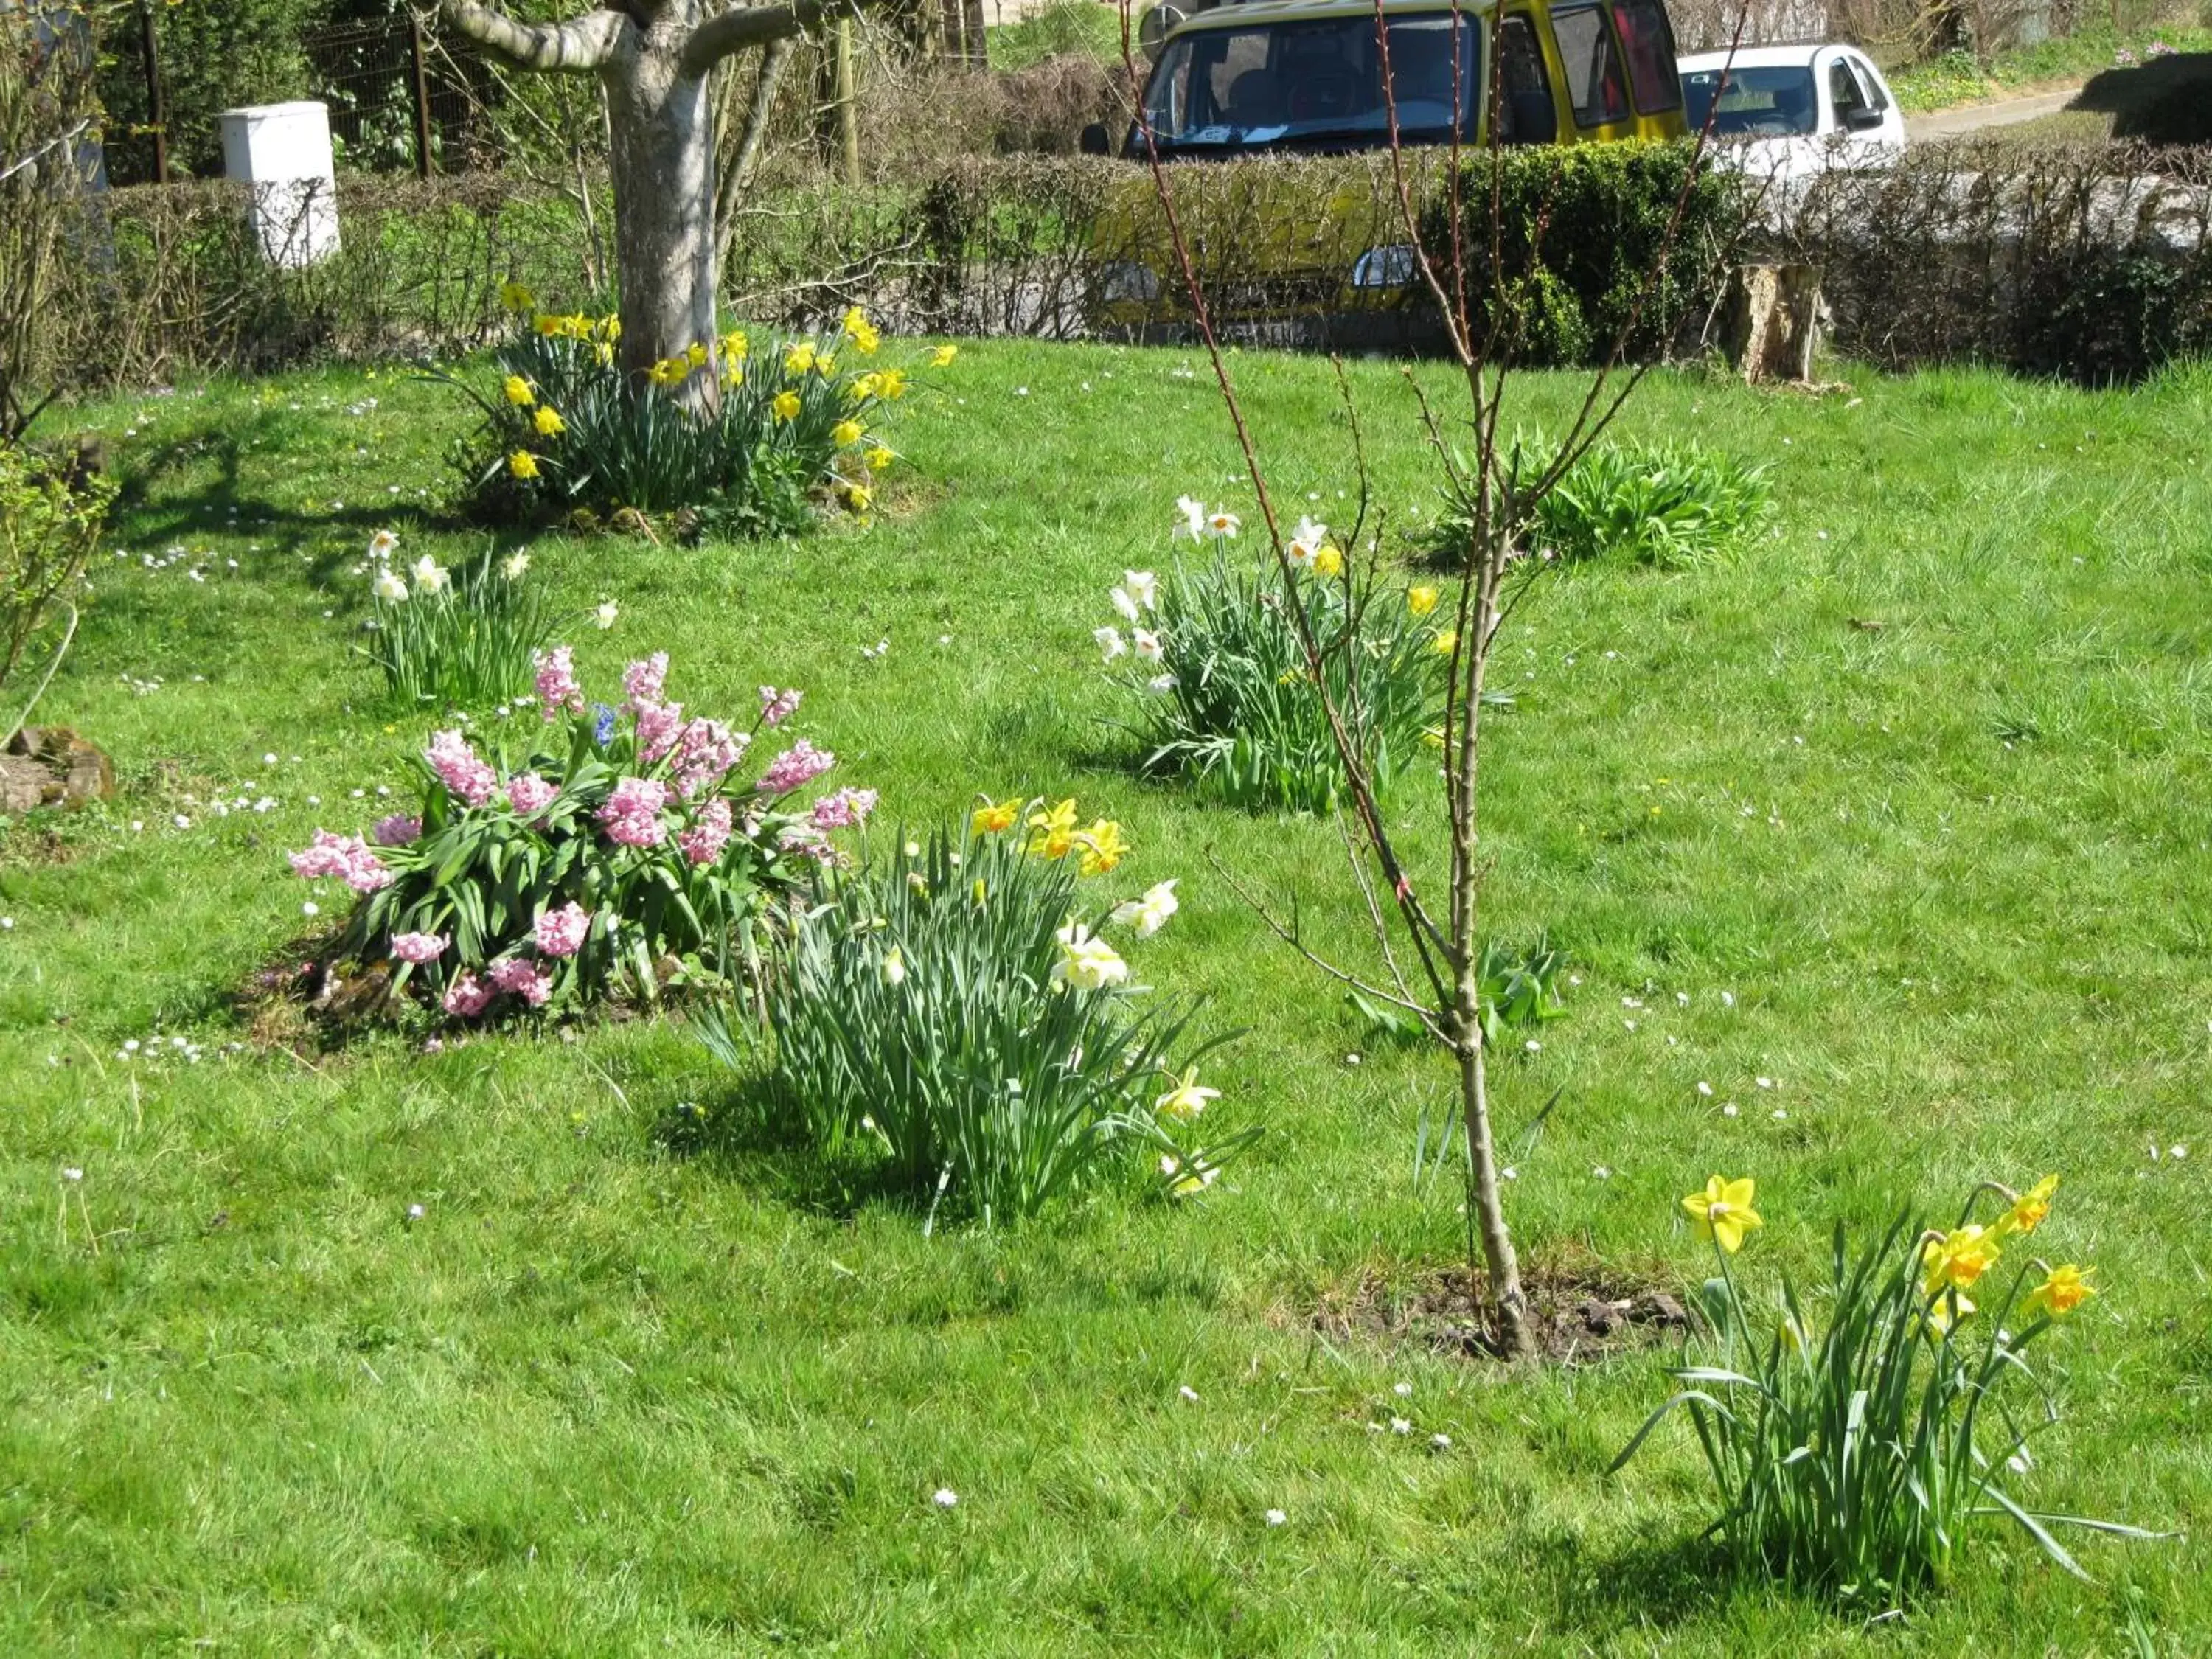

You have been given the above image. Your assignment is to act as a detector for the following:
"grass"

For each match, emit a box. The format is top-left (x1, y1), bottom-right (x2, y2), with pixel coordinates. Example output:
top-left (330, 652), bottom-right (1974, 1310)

top-left (3, 338), bottom-right (2211, 1653)
top-left (1890, 19), bottom-right (2212, 114)
top-left (984, 0), bottom-right (1136, 71)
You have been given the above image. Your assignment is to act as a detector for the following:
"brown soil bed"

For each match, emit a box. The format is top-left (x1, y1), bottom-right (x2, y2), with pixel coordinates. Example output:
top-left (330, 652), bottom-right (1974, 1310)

top-left (1317, 1250), bottom-right (1695, 1366)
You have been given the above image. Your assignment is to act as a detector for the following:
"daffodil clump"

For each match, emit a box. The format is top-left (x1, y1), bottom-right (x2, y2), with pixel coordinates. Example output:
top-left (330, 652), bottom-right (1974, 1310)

top-left (720, 793), bottom-right (1253, 1223)
top-left (356, 530), bottom-right (557, 710)
top-left (1615, 1171), bottom-right (2157, 1597)
top-left (1099, 497), bottom-right (1449, 812)
top-left (445, 293), bottom-right (942, 537)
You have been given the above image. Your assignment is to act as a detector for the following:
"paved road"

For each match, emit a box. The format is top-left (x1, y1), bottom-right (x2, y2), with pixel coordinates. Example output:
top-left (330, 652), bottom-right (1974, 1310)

top-left (1906, 85), bottom-right (2084, 141)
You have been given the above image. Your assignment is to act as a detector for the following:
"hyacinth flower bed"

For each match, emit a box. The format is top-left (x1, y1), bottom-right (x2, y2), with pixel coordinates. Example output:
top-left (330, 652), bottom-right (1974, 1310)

top-left (289, 647), bottom-right (869, 1020)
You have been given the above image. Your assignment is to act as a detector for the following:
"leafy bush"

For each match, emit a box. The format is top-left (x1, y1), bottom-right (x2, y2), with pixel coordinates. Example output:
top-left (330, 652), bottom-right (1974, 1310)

top-left (1099, 504), bottom-right (1447, 813)
top-left (356, 532), bottom-right (557, 709)
top-left (291, 648), bottom-right (869, 1020)
top-left (709, 798), bottom-right (1252, 1224)
top-left (1532, 440), bottom-right (1772, 567)
top-left (1614, 1173), bottom-right (2160, 1598)
top-left (443, 299), bottom-right (928, 535)
top-left (1, 439), bottom-right (113, 717)
top-left (1425, 141), bottom-right (1750, 366)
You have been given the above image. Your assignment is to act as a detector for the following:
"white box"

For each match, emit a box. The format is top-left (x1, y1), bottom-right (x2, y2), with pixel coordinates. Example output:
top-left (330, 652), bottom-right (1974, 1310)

top-left (219, 101), bottom-right (341, 268)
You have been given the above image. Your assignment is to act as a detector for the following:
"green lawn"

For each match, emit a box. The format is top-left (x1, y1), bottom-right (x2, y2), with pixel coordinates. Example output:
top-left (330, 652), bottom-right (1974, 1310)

top-left (4, 338), bottom-right (2211, 1654)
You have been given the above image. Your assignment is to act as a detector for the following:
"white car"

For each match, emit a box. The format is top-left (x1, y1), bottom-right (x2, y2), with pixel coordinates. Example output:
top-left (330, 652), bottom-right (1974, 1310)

top-left (1677, 44), bottom-right (1906, 180)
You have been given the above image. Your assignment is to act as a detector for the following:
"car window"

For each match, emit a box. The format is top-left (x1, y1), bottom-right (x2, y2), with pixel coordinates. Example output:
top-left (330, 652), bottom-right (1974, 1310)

top-left (1846, 52), bottom-right (1890, 111)
top-left (1680, 65), bottom-right (1817, 136)
top-left (1497, 14), bottom-right (1557, 144)
top-left (1141, 13), bottom-right (1481, 147)
top-left (1609, 0), bottom-right (1680, 114)
top-left (1828, 58), bottom-right (1869, 122)
top-left (1551, 3), bottom-right (1629, 127)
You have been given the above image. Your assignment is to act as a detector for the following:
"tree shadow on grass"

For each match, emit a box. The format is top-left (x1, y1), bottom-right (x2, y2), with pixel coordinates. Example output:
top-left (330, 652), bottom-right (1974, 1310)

top-left (653, 1072), bottom-right (928, 1223)
top-left (1525, 1526), bottom-right (1753, 1633)
top-left (2070, 55), bottom-right (2212, 144)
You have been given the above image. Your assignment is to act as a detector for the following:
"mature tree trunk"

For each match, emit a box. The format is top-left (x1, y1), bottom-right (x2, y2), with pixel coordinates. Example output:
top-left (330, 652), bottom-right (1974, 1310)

top-left (443, 0), bottom-right (852, 403)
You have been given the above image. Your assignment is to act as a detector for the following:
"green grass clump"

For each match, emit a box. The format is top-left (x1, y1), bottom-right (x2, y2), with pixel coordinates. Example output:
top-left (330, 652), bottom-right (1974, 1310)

top-left (1532, 439), bottom-right (1773, 567)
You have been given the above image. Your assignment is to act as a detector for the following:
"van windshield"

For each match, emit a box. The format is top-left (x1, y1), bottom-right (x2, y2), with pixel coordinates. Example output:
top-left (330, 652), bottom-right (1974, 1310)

top-left (1141, 13), bottom-right (1481, 151)
top-left (1680, 66), bottom-right (1818, 136)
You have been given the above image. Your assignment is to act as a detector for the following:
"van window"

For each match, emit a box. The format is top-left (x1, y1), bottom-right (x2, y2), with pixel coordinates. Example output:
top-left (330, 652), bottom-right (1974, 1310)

top-left (1828, 57), bottom-right (1870, 122)
top-left (1496, 14), bottom-right (1557, 144)
top-left (1609, 0), bottom-right (1680, 114)
top-left (1549, 4), bottom-right (1629, 128)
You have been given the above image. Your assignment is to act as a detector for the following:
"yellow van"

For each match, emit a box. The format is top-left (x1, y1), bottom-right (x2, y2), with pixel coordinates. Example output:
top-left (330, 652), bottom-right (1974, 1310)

top-left (1082, 0), bottom-right (1689, 160)
top-left (1076, 0), bottom-right (1690, 342)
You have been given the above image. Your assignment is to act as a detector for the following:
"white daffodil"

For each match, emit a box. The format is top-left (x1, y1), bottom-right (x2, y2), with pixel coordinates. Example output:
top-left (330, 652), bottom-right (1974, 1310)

top-left (1122, 569), bottom-right (1160, 611)
top-left (1147, 672), bottom-right (1178, 695)
top-left (881, 947), bottom-right (907, 987)
top-left (411, 554), bottom-right (450, 595)
top-left (1286, 515), bottom-right (1327, 567)
top-left (1207, 508), bottom-right (1241, 538)
top-left (1093, 625), bottom-right (1127, 662)
top-left (1051, 922), bottom-right (1128, 992)
top-left (1110, 585), bottom-right (1142, 623)
top-left (1161, 1154), bottom-right (1220, 1197)
top-left (1175, 495), bottom-right (1207, 542)
top-left (1155, 1063), bottom-right (1217, 1122)
top-left (367, 529), bottom-right (400, 561)
top-left (501, 552), bottom-right (531, 580)
top-left (595, 600), bottom-right (619, 629)
top-left (1111, 877), bottom-right (1179, 937)
top-left (372, 569), bottom-right (409, 603)
top-left (1131, 627), bottom-right (1163, 663)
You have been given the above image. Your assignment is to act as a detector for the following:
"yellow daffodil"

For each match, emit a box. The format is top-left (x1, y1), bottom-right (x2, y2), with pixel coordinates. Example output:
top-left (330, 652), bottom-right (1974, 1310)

top-left (971, 796), bottom-right (1020, 835)
top-left (931, 344), bottom-right (958, 368)
top-left (533, 311), bottom-right (564, 337)
top-left (502, 373), bottom-right (535, 407)
top-left (1996, 1174), bottom-right (2058, 1237)
top-left (648, 355), bottom-right (689, 387)
top-left (1161, 1153), bottom-right (1219, 1197)
top-left (686, 341), bottom-right (709, 368)
top-left (817, 354), bottom-right (837, 377)
top-left (1680, 1175), bottom-right (1763, 1253)
top-left (851, 372), bottom-right (882, 401)
top-left (773, 389), bottom-right (803, 422)
top-left (1314, 543), bottom-right (1343, 578)
top-left (1431, 630), bottom-right (1458, 657)
top-left (841, 482), bottom-right (871, 513)
top-left (593, 341), bottom-right (614, 368)
top-left (1051, 922), bottom-right (1128, 992)
top-left (1921, 1225), bottom-right (2001, 1295)
top-left (785, 342), bottom-right (816, 376)
top-left (2022, 1263), bottom-right (2095, 1319)
top-left (499, 279), bottom-right (535, 311)
top-left (1924, 1290), bottom-right (1975, 1338)
top-left (596, 313), bottom-right (622, 341)
top-left (720, 327), bottom-right (748, 361)
top-left (721, 362), bottom-right (745, 389)
top-left (508, 450), bottom-right (540, 481)
top-left (1408, 585), bottom-right (1440, 616)
top-left (533, 405), bottom-right (566, 437)
top-left (563, 313), bottom-right (593, 340)
top-left (832, 419), bottom-right (863, 448)
top-left (1156, 1065), bottom-right (1218, 1122)
top-left (1026, 797), bottom-right (1079, 860)
top-left (866, 445), bottom-right (895, 472)
top-left (842, 305), bottom-right (880, 353)
top-left (874, 366), bottom-right (907, 400)
top-left (1075, 819), bottom-right (1128, 877)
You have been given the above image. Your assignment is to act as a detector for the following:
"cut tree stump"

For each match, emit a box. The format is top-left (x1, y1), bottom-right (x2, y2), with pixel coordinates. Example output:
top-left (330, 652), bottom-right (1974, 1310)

top-left (1, 726), bottom-right (114, 813)
top-left (1719, 262), bottom-right (1825, 384)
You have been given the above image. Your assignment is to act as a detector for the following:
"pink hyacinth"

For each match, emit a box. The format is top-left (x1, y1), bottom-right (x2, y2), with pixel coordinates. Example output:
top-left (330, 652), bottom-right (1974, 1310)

top-left (759, 686), bottom-right (803, 727)
top-left (389, 931), bottom-right (448, 965)
top-left (490, 956), bottom-right (552, 1006)
top-left (597, 774), bottom-right (670, 847)
top-left (810, 787), bottom-right (878, 830)
top-left (505, 773), bottom-right (557, 815)
top-left (622, 653), bottom-right (669, 709)
top-left (634, 700), bottom-right (685, 764)
top-left (442, 971), bottom-right (492, 1018)
top-left (672, 717), bottom-right (748, 799)
top-left (678, 797), bottom-right (732, 866)
top-left (759, 739), bottom-right (835, 795)
top-left (534, 644), bottom-right (585, 721)
top-left (535, 901), bottom-right (591, 959)
top-left (425, 729), bottom-right (498, 807)
top-left (288, 829), bottom-right (392, 893)
top-left (372, 813), bottom-right (422, 846)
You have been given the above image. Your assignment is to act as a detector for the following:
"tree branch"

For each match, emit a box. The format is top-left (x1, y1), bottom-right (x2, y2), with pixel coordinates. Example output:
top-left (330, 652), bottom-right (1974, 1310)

top-left (714, 33), bottom-right (793, 265)
top-left (683, 0), bottom-right (845, 75)
top-left (441, 1), bottom-right (631, 72)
